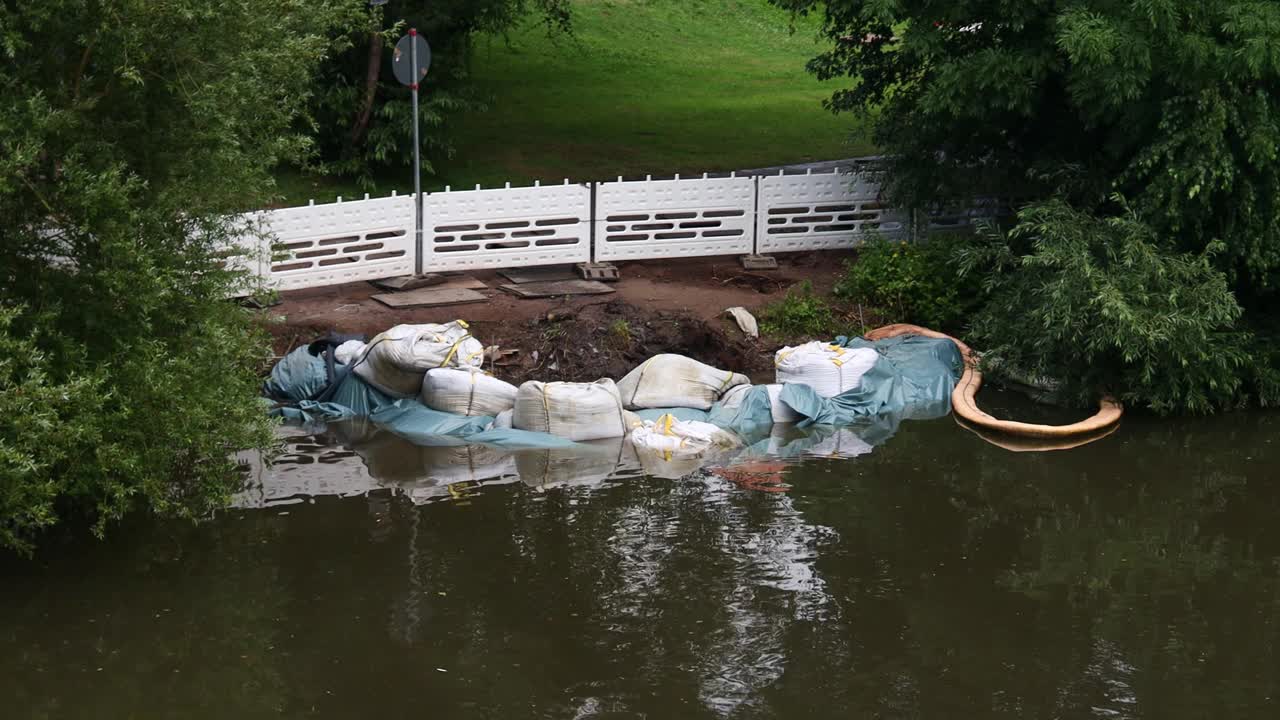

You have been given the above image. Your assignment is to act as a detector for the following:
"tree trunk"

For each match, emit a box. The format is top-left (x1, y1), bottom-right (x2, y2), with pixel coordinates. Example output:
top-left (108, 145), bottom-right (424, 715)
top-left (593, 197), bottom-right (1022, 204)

top-left (349, 31), bottom-right (383, 146)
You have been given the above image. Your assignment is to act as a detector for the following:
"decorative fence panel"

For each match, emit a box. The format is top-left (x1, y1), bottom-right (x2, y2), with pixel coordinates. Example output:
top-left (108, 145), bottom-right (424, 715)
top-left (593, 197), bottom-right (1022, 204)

top-left (424, 182), bottom-right (591, 271)
top-left (756, 170), bottom-right (908, 253)
top-left (594, 175), bottom-right (755, 261)
top-left (231, 159), bottom-right (1013, 295)
top-left (260, 194), bottom-right (416, 291)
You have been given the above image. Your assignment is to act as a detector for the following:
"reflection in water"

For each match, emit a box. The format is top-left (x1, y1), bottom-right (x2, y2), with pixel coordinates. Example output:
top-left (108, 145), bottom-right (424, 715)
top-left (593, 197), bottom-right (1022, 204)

top-left (5, 408), bottom-right (1280, 719)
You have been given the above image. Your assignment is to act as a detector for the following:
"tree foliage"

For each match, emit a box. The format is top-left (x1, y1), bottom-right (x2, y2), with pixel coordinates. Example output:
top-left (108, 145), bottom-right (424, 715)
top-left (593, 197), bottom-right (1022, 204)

top-left (311, 0), bottom-right (571, 182)
top-left (957, 200), bottom-right (1277, 415)
top-left (774, 0), bottom-right (1280, 292)
top-left (0, 0), bottom-right (355, 552)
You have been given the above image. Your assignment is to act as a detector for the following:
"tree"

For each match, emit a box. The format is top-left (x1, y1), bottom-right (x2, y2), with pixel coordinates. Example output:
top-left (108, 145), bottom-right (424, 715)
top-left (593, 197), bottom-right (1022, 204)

top-left (0, 0), bottom-right (358, 552)
top-left (309, 0), bottom-right (571, 183)
top-left (772, 1), bottom-right (1280, 294)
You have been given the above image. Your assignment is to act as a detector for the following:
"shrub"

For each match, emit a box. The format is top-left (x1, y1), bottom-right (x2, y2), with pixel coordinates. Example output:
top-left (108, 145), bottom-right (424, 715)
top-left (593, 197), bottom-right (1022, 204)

top-left (835, 235), bottom-right (977, 332)
top-left (957, 199), bottom-right (1275, 415)
top-left (759, 281), bottom-right (840, 338)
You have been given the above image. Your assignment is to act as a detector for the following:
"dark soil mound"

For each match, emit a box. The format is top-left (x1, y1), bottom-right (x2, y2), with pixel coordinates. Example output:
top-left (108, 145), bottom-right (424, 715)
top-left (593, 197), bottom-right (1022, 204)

top-left (472, 300), bottom-right (771, 386)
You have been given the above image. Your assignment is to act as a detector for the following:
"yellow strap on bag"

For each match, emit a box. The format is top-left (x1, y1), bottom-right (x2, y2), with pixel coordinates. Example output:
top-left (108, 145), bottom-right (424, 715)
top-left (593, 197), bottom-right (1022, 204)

top-left (438, 335), bottom-right (473, 367)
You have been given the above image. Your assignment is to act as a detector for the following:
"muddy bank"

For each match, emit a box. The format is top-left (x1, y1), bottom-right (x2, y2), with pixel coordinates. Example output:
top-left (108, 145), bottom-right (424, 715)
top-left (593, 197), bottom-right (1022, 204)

top-left (263, 254), bottom-right (856, 383)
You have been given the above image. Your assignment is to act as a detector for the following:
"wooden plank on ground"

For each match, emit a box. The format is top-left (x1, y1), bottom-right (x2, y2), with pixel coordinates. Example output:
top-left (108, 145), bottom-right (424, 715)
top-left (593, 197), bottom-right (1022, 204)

top-left (499, 280), bottom-right (615, 298)
top-left (498, 266), bottom-right (578, 284)
top-left (372, 287), bottom-right (488, 308)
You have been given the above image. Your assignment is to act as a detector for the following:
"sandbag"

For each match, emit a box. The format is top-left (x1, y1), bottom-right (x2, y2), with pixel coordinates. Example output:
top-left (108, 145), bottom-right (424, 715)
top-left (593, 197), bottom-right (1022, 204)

top-left (334, 339), bottom-right (366, 366)
top-left (774, 341), bottom-right (878, 398)
top-left (616, 354), bottom-right (750, 410)
top-left (489, 409), bottom-right (514, 431)
top-left (765, 384), bottom-right (803, 423)
top-left (421, 367), bottom-right (518, 417)
top-left (353, 321), bottom-right (483, 397)
top-left (629, 414), bottom-right (742, 479)
top-left (512, 379), bottom-right (628, 441)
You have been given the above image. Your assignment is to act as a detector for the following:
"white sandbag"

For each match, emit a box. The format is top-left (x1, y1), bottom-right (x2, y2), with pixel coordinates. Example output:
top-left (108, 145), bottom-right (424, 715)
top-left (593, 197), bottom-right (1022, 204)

top-left (765, 384), bottom-right (804, 423)
top-left (512, 379), bottom-right (628, 441)
top-left (421, 367), bottom-right (518, 417)
top-left (717, 383), bottom-right (754, 412)
top-left (489, 409), bottom-right (514, 431)
top-left (353, 321), bottom-right (483, 397)
top-left (629, 413), bottom-right (741, 479)
top-left (334, 339), bottom-right (366, 366)
top-left (616, 354), bottom-right (750, 410)
top-left (774, 342), bottom-right (878, 398)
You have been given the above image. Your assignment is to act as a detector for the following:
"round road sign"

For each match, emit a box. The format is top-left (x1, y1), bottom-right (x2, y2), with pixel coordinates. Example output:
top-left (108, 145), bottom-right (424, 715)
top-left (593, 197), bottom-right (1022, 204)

top-left (392, 31), bottom-right (431, 87)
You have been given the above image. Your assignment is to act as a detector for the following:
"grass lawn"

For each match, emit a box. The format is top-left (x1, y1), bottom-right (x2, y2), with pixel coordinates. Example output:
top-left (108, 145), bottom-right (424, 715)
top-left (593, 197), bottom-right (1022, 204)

top-left (275, 0), bottom-right (867, 205)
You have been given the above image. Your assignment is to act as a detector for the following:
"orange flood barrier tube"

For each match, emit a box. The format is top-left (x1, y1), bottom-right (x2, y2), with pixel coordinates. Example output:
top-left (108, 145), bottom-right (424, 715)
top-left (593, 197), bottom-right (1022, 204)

top-left (863, 324), bottom-right (1123, 441)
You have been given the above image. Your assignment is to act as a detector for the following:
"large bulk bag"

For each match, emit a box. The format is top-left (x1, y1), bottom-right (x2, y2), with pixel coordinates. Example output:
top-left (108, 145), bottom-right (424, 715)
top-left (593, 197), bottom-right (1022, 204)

top-left (421, 367), bottom-right (518, 417)
top-left (512, 379), bottom-right (628, 441)
top-left (352, 321), bottom-right (483, 397)
top-left (774, 342), bottom-right (878, 398)
top-left (615, 354), bottom-right (750, 410)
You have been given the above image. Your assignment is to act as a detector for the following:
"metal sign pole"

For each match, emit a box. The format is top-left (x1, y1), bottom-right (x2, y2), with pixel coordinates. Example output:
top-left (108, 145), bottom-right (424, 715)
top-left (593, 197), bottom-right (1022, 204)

top-left (375, 28), bottom-right (434, 291)
top-left (410, 28), bottom-right (423, 277)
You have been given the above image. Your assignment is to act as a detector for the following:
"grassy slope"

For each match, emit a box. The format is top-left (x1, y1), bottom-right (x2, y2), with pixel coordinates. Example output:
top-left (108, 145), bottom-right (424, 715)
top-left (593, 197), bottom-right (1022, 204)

top-left (276, 0), bottom-right (865, 204)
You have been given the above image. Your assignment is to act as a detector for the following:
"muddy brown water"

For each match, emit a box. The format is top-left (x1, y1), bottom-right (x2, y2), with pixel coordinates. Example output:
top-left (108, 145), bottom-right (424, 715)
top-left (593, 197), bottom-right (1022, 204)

top-left (3, 393), bottom-right (1279, 719)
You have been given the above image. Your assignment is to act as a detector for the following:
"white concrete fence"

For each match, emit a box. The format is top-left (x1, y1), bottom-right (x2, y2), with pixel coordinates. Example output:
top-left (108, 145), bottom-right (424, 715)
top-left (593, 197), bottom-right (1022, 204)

top-left (233, 164), bottom-right (992, 292)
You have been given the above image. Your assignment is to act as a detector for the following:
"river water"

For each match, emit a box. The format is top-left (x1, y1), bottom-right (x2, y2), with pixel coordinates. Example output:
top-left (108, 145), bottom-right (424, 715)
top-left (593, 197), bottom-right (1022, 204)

top-left (3, 396), bottom-right (1278, 718)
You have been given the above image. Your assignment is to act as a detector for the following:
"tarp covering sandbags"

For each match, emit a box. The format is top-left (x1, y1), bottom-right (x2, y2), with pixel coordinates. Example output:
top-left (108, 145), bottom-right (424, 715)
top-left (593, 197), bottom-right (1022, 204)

top-left (776, 334), bottom-right (962, 425)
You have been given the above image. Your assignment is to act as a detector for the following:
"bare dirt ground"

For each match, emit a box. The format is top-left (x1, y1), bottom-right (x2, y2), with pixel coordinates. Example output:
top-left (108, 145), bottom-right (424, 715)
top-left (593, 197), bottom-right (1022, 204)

top-left (265, 252), bottom-right (856, 384)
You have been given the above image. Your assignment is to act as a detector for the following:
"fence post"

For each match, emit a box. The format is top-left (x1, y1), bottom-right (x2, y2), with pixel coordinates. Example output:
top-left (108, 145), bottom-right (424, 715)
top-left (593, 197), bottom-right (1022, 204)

top-left (751, 174), bottom-right (761, 255)
top-left (589, 181), bottom-right (598, 263)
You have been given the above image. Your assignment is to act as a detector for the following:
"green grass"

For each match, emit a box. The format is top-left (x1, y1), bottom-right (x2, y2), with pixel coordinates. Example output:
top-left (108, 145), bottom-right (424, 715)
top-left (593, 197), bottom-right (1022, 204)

top-left (275, 0), bottom-right (867, 204)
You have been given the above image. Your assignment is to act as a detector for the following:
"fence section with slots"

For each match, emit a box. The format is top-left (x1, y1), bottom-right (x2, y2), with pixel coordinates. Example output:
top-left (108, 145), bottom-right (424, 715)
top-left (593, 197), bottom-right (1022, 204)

top-left (233, 160), bottom-right (1007, 293)
top-left (594, 175), bottom-right (755, 261)
top-left (425, 182), bottom-right (591, 271)
top-left (756, 170), bottom-right (908, 253)
top-left (260, 195), bottom-right (415, 291)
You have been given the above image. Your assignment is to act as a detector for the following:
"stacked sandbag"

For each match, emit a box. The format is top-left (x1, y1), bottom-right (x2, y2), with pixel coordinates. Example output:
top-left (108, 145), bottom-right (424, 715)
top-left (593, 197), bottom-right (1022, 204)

top-left (774, 342), bottom-right (878, 398)
top-left (616, 354), bottom-right (750, 410)
top-left (512, 379), bottom-right (628, 441)
top-left (352, 321), bottom-right (483, 397)
top-left (421, 367), bottom-right (518, 417)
